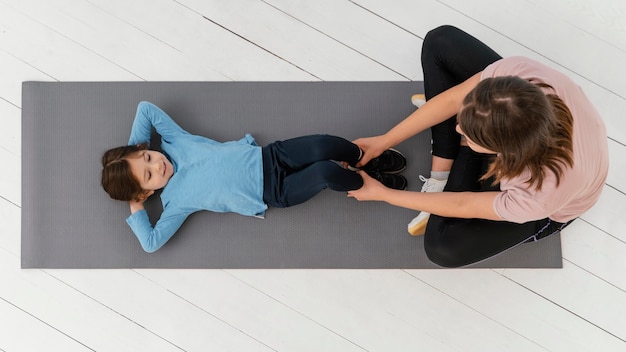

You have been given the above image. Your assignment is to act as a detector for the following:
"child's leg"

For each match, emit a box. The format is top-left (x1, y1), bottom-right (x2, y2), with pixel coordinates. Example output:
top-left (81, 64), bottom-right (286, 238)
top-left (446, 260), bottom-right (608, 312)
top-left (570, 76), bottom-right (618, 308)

top-left (270, 134), bottom-right (361, 171)
top-left (279, 161), bottom-right (363, 207)
top-left (263, 134), bottom-right (363, 208)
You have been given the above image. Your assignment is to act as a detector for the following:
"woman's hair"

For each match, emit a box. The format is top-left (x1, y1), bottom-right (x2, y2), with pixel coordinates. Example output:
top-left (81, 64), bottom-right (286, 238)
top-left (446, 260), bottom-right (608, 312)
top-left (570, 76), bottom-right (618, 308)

top-left (101, 143), bottom-right (148, 201)
top-left (457, 76), bottom-right (574, 190)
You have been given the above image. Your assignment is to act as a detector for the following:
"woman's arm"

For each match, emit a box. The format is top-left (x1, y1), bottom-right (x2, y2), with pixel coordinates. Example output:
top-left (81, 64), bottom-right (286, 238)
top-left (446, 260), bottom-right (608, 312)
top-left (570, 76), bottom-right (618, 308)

top-left (354, 73), bottom-right (482, 166)
top-left (348, 171), bottom-right (502, 221)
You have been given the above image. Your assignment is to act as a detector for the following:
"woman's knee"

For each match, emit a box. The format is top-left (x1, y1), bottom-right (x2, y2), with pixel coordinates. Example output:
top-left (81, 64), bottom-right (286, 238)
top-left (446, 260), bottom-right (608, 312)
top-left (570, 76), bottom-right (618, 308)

top-left (423, 217), bottom-right (470, 268)
top-left (423, 25), bottom-right (460, 52)
top-left (424, 236), bottom-right (464, 268)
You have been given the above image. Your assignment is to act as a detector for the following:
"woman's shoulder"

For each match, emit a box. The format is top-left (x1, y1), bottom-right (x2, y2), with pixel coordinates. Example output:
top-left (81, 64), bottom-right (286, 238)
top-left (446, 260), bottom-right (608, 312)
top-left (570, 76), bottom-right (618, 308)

top-left (484, 56), bottom-right (556, 77)
top-left (483, 56), bottom-right (570, 83)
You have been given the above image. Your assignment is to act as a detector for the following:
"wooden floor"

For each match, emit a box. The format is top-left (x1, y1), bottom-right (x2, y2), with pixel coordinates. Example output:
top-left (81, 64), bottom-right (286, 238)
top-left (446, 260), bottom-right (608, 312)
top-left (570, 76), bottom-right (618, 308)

top-left (1, 0), bottom-right (625, 351)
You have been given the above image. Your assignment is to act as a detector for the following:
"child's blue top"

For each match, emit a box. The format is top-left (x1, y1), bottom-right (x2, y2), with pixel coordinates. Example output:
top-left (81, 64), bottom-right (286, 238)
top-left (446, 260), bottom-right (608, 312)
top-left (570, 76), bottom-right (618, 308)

top-left (125, 101), bottom-right (266, 253)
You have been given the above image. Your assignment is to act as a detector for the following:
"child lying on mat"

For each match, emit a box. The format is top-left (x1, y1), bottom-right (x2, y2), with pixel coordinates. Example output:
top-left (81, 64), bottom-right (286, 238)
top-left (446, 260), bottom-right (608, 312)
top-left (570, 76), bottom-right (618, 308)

top-left (101, 101), bottom-right (407, 252)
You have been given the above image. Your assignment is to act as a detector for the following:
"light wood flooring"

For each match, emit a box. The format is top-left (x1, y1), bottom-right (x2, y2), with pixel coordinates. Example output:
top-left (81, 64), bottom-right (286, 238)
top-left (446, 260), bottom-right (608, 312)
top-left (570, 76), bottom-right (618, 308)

top-left (0, 1), bottom-right (624, 351)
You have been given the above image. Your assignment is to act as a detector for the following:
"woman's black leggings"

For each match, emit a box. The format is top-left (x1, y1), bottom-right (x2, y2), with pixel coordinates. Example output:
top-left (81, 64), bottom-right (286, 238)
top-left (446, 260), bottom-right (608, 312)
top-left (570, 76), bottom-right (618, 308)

top-left (421, 25), bottom-right (571, 267)
top-left (422, 25), bottom-right (502, 159)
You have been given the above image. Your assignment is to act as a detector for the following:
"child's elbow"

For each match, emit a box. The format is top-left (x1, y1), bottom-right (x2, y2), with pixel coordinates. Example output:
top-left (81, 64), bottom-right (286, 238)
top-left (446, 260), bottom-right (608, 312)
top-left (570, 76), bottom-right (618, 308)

top-left (137, 101), bottom-right (153, 110)
top-left (141, 241), bottom-right (161, 253)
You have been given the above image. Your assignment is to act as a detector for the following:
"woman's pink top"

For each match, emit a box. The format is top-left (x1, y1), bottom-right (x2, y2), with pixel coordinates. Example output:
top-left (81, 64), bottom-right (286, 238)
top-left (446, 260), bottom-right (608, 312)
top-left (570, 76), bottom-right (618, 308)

top-left (482, 56), bottom-right (608, 223)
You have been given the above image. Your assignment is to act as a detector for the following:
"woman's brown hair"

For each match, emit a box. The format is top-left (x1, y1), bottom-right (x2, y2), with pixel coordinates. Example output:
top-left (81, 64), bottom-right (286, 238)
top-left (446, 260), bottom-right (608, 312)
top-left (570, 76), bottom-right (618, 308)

top-left (101, 143), bottom-right (149, 201)
top-left (457, 76), bottom-right (574, 190)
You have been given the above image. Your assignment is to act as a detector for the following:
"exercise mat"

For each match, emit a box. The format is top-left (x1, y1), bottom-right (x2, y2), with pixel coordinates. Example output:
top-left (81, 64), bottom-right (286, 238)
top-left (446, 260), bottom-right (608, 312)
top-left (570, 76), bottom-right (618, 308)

top-left (21, 81), bottom-right (562, 268)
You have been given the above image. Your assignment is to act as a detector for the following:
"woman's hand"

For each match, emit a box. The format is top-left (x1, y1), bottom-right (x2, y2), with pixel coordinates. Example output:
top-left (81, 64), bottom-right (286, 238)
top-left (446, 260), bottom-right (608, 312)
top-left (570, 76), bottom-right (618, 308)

top-left (351, 172), bottom-right (503, 221)
top-left (129, 190), bottom-right (155, 213)
top-left (348, 170), bottom-right (390, 201)
top-left (352, 135), bottom-right (390, 167)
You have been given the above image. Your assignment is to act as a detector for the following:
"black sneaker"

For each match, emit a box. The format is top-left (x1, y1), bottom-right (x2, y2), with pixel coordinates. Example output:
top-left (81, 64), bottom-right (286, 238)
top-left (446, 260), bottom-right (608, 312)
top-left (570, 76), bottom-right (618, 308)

top-left (367, 171), bottom-right (408, 190)
top-left (362, 148), bottom-right (406, 174)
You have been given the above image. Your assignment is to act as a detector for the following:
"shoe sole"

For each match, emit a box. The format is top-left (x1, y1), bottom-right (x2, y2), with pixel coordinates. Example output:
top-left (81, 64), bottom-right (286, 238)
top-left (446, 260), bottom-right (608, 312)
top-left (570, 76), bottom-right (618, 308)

top-left (407, 215), bottom-right (429, 236)
top-left (411, 94), bottom-right (426, 108)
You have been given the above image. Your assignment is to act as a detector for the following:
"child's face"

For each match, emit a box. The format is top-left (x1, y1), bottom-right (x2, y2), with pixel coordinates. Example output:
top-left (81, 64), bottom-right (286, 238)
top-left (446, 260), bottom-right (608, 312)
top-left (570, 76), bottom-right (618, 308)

top-left (127, 150), bottom-right (175, 192)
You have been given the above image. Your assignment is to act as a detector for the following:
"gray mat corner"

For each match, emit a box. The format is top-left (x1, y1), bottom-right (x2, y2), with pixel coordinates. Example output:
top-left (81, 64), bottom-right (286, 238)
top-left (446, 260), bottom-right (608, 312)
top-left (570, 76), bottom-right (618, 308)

top-left (21, 81), bottom-right (562, 269)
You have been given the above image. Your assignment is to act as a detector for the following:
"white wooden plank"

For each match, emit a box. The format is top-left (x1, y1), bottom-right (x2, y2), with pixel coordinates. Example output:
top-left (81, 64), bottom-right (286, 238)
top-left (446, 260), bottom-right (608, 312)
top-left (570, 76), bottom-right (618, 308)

top-left (439, 0), bottom-right (626, 99)
top-left (526, 0), bottom-right (626, 52)
top-left (0, 99), bottom-right (20, 157)
top-left (561, 219), bottom-right (626, 291)
top-left (86, 0), bottom-right (315, 81)
top-left (49, 269), bottom-right (276, 352)
top-left (135, 269), bottom-right (366, 352)
top-left (0, 297), bottom-right (91, 352)
top-left (606, 139), bottom-right (626, 193)
top-left (0, 145), bottom-right (20, 207)
top-left (353, 0), bottom-right (519, 54)
top-left (3, 0), bottom-right (227, 81)
top-left (227, 269), bottom-right (547, 351)
top-left (353, 0), bottom-right (552, 84)
top-left (0, 199), bottom-right (19, 256)
top-left (0, 2), bottom-right (139, 81)
top-left (0, 50), bottom-right (55, 108)
top-left (502, 261), bottom-right (626, 341)
top-left (0, 251), bottom-right (184, 352)
top-left (581, 185), bottom-right (626, 243)
top-left (264, 0), bottom-right (422, 79)
top-left (1, 1), bottom-right (625, 350)
top-left (410, 268), bottom-right (626, 352)
top-left (177, 0), bottom-right (404, 80)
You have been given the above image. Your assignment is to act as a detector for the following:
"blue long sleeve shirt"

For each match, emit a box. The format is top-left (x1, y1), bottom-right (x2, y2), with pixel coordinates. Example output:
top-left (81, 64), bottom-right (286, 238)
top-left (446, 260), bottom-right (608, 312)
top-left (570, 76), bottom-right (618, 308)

top-left (126, 101), bottom-right (267, 252)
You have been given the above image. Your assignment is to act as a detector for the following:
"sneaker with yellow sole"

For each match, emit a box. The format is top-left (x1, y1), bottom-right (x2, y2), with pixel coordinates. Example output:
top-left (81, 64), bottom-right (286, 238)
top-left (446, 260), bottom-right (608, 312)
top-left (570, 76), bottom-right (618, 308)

top-left (411, 93), bottom-right (426, 108)
top-left (407, 175), bottom-right (447, 236)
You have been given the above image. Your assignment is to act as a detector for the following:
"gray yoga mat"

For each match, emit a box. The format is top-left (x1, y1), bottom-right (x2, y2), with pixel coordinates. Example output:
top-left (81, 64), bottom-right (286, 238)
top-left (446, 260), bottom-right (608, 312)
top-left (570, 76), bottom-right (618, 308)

top-left (21, 81), bottom-right (562, 269)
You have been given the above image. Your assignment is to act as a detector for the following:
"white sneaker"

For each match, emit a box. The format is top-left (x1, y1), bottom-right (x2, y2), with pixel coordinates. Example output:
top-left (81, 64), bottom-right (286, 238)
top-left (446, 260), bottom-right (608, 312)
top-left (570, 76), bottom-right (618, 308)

top-left (407, 175), bottom-right (447, 236)
top-left (411, 94), bottom-right (426, 108)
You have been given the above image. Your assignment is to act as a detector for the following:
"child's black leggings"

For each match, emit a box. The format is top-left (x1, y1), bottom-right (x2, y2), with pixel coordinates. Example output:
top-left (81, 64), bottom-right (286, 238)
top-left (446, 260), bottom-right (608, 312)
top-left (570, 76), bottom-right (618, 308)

top-left (421, 25), bottom-right (572, 267)
top-left (262, 134), bottom-right (363, 208)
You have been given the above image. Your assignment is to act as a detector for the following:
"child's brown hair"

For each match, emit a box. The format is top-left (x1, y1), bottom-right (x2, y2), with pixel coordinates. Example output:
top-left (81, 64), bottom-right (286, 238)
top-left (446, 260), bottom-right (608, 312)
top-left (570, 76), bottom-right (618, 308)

top-left (101, 143), bottom-right (149, 201)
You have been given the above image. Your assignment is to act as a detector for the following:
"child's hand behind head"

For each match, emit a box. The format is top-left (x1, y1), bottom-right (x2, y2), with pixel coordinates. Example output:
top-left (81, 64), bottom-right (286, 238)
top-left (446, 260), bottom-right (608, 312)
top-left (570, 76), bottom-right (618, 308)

top-left (129, 189), bottom-right (155, 213)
